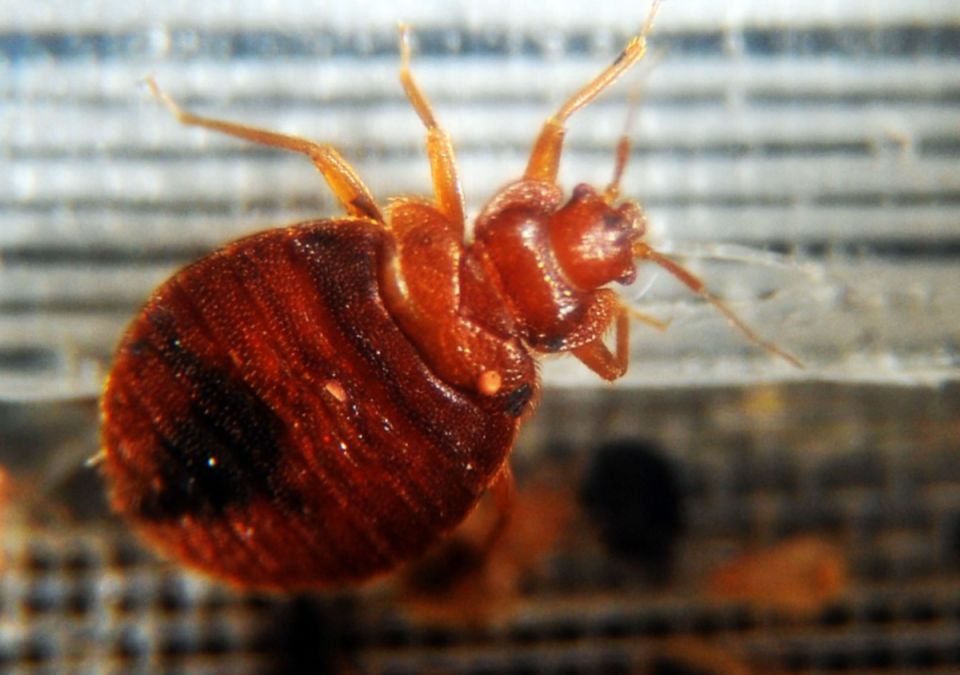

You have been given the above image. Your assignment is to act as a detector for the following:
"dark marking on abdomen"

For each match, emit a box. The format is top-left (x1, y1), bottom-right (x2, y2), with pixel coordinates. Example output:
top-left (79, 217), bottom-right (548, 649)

top-left (132, 302), bottom-right (298, 522)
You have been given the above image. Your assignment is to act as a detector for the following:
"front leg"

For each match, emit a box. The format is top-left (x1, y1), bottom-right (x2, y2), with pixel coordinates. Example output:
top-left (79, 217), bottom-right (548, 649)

top-left (398, 25), bottom-right (466, 236)
top-left (570, 294), bottom-right (630, 381)
top-left (524, 1), bottom-right (660, 184)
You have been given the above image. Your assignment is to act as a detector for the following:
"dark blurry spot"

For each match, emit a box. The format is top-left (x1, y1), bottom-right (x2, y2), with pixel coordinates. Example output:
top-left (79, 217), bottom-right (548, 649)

top-left (112, 539), bottom-right (150, 569)
top-left (24, 546), bottom-right (57, 573)
top-left (546, 619), bottom-right (582, 642)
top-left (649, 657), bottom-right (713, 675)
top-left (864, 643), bottom-right (895, 668)
top-left (401, 538), bottom-right (485, 598)
top-left (580, 438), bottom-right (685, 581)
top-left (815, 449), bottom-right (885, 490)
top-left (63, 547), bottom-right (98, 573)
top-left (47, 464), bottom-right (111, 522)
top-left (160, 625), bottom-right (194, 657)
top-left (901, 600), bottom-right (937, 623)
top-left (0, 401), bottom-right (99, 474)
top-left (0, 346), bottom-right (58, 373)
top-left (200, 627), bottom-right (232, 656)
top-left (781, 649), bottom-right (810, 670)
top-left (158, 576), bottom-right (190, 613)
top-left (943, 510), bottom-right (960, 570)
top-left (904, 644), bottom-right (940, 668)
top-left (116, 626), bottom-right (150, 659)
top-left (22, 635), bottom-right (56, 664)
top-left (258, 595), bottom-right (344, 675)
top-left (25, 581), bottom-right (60, 614)
top-left (820, 604), bottom-right (852, 626)
top-left (638, 612), bottom-right (672, 637)
top-left (862, 598), bottom-right (895, 624)
top-left (67, 584), bottom-right (95, 617)
top-left (819, 648), bottom-right (854, 670)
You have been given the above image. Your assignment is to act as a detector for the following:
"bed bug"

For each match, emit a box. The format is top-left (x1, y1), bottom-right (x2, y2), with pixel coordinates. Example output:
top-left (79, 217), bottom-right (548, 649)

top-left (101, 2), bottom-right (796, 590)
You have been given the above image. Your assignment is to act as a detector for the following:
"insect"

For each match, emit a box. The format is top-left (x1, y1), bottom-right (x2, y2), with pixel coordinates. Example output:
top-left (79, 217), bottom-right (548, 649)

top-left (101, 2), bottom-right (795, 590)
top-left (706, 536), bottom-right (846, 617)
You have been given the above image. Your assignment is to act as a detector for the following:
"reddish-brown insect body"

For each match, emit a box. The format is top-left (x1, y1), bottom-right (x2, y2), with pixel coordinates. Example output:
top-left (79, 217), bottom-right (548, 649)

top-left (102, 2), bottom-right (791, 590)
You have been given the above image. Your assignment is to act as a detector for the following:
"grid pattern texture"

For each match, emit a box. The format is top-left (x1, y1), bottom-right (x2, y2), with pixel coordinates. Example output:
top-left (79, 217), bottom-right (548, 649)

top-left (2, 1), bottom-right (959, 673)
top-left (3, 0), bottom-right (959, 400)
top-left (2, 384), bottom-right (960, 674)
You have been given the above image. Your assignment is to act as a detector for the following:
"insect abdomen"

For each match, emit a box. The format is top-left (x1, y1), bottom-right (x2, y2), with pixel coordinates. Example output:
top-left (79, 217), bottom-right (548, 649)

top-left (102, 219), bottom-right (518, 589)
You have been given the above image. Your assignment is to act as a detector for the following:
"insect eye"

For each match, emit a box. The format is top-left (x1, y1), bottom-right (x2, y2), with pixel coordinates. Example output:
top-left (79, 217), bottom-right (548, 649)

top-left (505, 383), bottom-right (533, 418)
top-left (603, 214), bottom-right (622, 230)
top-left (572, 183), bottom-right (595, 200)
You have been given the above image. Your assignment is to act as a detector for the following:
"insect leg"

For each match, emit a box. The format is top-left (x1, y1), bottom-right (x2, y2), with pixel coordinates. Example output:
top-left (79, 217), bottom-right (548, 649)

top-left (481, 463), bottom-right (516, 552)
top-left (398, 24), bottom-right (467, 236)
top-left (144, 78), bottom-right (384, 223)
top-left (570, 299), bottom-right (631, 381)
top-left (524, 0), bottom-right (661, 184)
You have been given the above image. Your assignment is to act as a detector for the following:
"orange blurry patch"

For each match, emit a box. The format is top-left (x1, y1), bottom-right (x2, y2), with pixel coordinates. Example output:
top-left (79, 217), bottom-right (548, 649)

top-left (397, 481), bottom-right (574, 626)
top-left (705, 536), bottom-right (846, 617)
